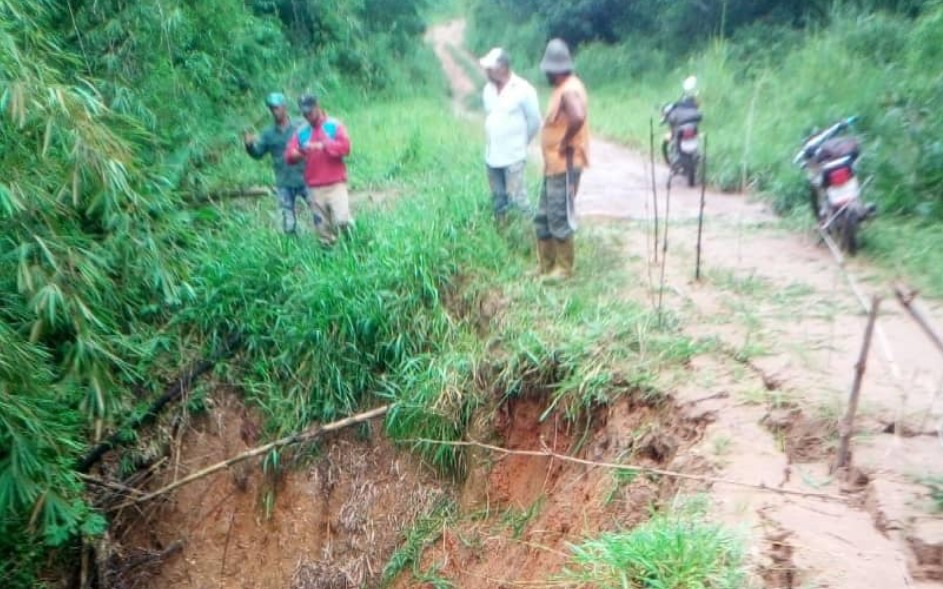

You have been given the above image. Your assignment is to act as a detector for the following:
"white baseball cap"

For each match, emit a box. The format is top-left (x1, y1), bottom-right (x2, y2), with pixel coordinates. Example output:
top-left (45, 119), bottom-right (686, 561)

top-left (479, 47), bottom-right (510, 70)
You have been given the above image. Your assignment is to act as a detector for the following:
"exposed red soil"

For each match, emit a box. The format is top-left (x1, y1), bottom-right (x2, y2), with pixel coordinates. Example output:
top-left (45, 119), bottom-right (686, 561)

top-left (390, 392), bottom-right (709, 588)
top-left (110, 393), bottom-right (444, 589)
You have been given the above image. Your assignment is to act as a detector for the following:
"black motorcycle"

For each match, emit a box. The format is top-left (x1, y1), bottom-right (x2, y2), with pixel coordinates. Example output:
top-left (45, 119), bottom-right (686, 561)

top-left (661, 96), bottom-right (702, 187)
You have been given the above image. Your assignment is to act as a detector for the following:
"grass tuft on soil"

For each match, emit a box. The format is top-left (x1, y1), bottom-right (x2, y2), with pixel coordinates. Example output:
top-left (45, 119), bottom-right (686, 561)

top-left (563, 497), bottom-right (747, 589)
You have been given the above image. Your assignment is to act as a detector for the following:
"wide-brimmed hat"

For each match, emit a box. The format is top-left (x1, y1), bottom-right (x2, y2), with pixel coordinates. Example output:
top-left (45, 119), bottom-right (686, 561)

top-left (479, 47), bottom-right (510, 70)
top-left (539, 38), bottom-right (573, 74)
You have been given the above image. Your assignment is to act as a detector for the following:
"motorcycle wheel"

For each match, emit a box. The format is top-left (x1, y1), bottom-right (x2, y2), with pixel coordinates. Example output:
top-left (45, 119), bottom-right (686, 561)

top-left (686, 155), bottom-right (697, 187)
top-left (841, 209), bottom-right (860, 256)
top-left (662, 140), bottom-right (671, 167)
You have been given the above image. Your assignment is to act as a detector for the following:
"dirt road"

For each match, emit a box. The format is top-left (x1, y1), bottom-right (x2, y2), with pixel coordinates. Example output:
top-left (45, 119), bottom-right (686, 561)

top-left (431, 19), bottom-right (943, 589)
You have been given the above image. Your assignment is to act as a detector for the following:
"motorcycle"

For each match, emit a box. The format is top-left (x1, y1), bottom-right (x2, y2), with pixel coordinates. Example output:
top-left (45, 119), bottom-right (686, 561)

top-left (793, 116), bottom-right (876, 255)
top-left (661, 76), bottom-right (702, 187)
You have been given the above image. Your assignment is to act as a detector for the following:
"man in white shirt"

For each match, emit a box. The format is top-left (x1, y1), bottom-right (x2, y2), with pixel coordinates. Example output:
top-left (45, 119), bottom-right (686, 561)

top-left (479, 47), bottom-right (541, 221)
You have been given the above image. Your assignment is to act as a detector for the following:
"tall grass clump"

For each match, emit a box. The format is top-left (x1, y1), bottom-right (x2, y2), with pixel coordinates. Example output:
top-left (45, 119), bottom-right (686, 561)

top-left (176, 99), bottom-right (504, 475)
top-left (562, 498), bottom-right (747, 588)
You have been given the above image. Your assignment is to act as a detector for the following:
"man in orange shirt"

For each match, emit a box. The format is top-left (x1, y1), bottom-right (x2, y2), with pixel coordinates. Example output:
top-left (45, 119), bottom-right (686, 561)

top-left (534, 38), bottom-right (589, 281)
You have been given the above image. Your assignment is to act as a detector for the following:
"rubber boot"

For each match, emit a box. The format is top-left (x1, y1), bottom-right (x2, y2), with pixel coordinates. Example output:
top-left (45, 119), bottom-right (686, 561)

top-left (532, 239), bottom-right (555, 277)
top-left (546, 237), bottom-right (574, 281)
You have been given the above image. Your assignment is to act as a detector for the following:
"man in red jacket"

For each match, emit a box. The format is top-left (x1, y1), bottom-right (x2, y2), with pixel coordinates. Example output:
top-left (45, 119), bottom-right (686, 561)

top-left (285, 94), bottom-right (352, 245)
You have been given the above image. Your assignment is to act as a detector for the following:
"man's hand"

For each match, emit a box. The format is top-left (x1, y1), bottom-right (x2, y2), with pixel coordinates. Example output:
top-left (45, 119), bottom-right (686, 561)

top-left (243, 132), bottom-right (257, 146)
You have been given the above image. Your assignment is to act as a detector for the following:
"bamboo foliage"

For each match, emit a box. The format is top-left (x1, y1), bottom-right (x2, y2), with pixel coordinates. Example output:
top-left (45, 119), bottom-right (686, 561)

top-left (0, 0), bottom-right (187, 547)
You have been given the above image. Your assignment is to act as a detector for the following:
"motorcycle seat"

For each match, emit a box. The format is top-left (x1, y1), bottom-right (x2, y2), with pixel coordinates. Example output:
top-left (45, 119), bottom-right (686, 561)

top-left (816, 137), bottom-right (859, 163)
top-left (821, 155), bottom-right (855, 171)
top-left (666, 107), bottom-right (702, 127)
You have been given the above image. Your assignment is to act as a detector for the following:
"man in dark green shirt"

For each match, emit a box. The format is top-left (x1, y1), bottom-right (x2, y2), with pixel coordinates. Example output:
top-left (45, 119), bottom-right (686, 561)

top-left (244, 93), bottom-right (307, 233)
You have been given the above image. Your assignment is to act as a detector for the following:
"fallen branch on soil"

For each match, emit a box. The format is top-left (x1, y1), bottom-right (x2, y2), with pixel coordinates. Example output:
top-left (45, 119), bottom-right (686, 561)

top-left (834, 296), bottom-right (881, 473)
top-left (77, 333), bottom-right (243, 473)
top-left (78, 473), bottom-right (146, 497)
top-left (408, 438), bottom-right (849, 503)
top-left (110, 540), bottom-right (184, 577)
top-left (188, 186), bottom-right (273, 202)
top-left (894, 285), bottom-right (943, 358)
top-left (108, 405), bottom-right (389, 511)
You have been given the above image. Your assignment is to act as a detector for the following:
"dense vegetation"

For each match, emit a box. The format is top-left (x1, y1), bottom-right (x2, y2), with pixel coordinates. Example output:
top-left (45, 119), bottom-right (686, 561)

top-left (0, 0), bottom-right (432, 583)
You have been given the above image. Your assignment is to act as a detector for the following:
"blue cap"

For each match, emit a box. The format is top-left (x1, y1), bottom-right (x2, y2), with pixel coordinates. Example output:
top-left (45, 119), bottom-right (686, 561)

top-left (265, 92), bottom-right (286, 108)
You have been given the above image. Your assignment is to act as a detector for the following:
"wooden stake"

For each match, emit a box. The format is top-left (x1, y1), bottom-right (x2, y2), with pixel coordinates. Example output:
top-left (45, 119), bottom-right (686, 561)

top-left (834, 296), bottom-right (881, 472)
top-left (657, 175), bottom-right (672, 320)
top-left (650, 117), bottom-right (660, 263)
top-left (695, 134), bottom-right (708, 281)
top-left (894, 285), bottom-right (943, 358)
top-left (110, 405), bottom-right (389, 511)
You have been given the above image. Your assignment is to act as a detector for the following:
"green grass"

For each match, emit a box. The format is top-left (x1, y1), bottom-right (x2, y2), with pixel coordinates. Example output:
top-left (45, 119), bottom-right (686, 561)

top-left (562, 498), bottom-right (748, 589)
top-left (920, 476), bottom-right (943, 512)
top-left (381, 498), bottom-right (456, 587)
top-left (501, 497), bottom-right (545, 539)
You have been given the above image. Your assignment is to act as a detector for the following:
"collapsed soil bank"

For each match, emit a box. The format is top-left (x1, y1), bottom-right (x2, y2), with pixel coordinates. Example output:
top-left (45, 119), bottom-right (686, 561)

top-left (110, 383), bottom-right (713, 589)
top-left (108, 393), bottom-right (444, 589)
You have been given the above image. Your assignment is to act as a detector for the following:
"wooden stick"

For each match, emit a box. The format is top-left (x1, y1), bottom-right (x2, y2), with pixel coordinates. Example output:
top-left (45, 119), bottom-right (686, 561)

top-left (894, 285), bottom-right (943, 357)
top-left (650, 117), bottom-right (660, 263)
top-left (77, 333), bottom-right (242, 473)
top-left (109, 405), bottom-right (389, 511)
top-left (209, 186), bottom-right (273, 199)
top-left (695, 134), bottom-right (708, 281)
top-left (834, 296), bottom-right (881, 472)
top-left (78, 473), bottom-right (146, 497)
top-left (657, 175), bottom-right (672, 320)
top-left (407, 438), bottom-right (848, 503)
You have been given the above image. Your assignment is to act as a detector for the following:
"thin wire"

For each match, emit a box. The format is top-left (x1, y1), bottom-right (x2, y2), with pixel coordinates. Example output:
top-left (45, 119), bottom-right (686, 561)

top-left (406, 438), bottom-right (849, 503)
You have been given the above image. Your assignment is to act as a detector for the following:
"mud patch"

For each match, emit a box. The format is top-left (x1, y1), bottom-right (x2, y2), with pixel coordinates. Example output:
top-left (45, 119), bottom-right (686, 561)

top-left (908, 519), bottom-right (943, 581)
top-left (111, 392), bottom-right (445, 589)
top-left (762, 407), bottom-right (838, 463)
top-left (761, 527), bottom-right (799, 589)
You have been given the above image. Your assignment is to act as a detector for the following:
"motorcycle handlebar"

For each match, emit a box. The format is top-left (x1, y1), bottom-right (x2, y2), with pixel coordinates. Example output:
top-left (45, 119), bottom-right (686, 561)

top-left (794, 115), bottom-right (860, 165)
